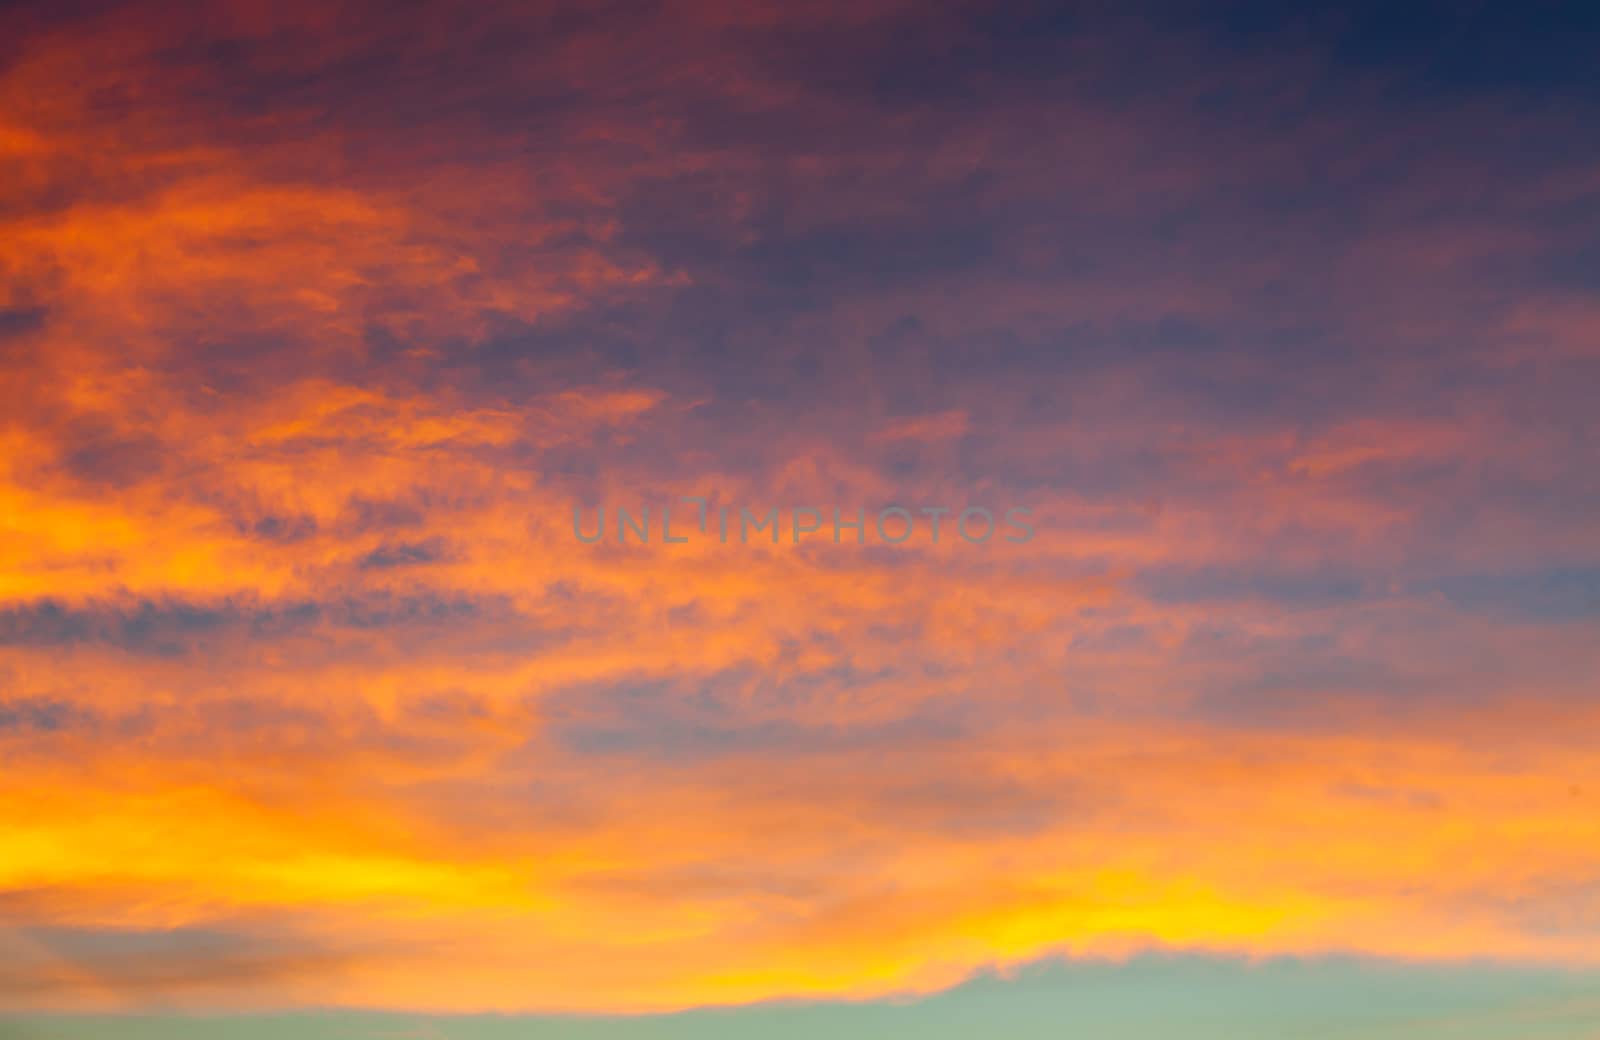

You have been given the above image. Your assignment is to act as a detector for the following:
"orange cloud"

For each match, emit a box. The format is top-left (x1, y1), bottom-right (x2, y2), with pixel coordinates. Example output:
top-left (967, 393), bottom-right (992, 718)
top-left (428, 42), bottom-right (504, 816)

top-left (3, 0), bottom-right (1599, 1018)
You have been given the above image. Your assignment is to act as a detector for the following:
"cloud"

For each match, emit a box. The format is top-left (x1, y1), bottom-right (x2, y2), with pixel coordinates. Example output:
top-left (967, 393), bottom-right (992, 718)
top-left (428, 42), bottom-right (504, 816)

top-left (0, 0), bottom-right (1597, 1016)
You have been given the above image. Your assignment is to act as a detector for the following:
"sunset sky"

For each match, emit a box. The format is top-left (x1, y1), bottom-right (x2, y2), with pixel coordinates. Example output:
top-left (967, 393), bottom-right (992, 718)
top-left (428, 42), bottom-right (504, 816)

top-left (2, 1), bottom-right (1599, 1036)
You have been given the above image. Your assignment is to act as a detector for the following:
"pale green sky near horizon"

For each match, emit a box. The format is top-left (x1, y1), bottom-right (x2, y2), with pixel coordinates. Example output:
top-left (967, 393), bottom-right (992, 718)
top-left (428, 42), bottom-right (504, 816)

top-left (7, 955), bottom-right (1600, 1040)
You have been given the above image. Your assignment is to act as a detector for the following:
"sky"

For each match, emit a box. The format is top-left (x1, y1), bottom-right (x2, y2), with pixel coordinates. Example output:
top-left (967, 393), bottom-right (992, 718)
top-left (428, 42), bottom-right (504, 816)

top-left (1, 0), bottom-right (1598, 1036)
